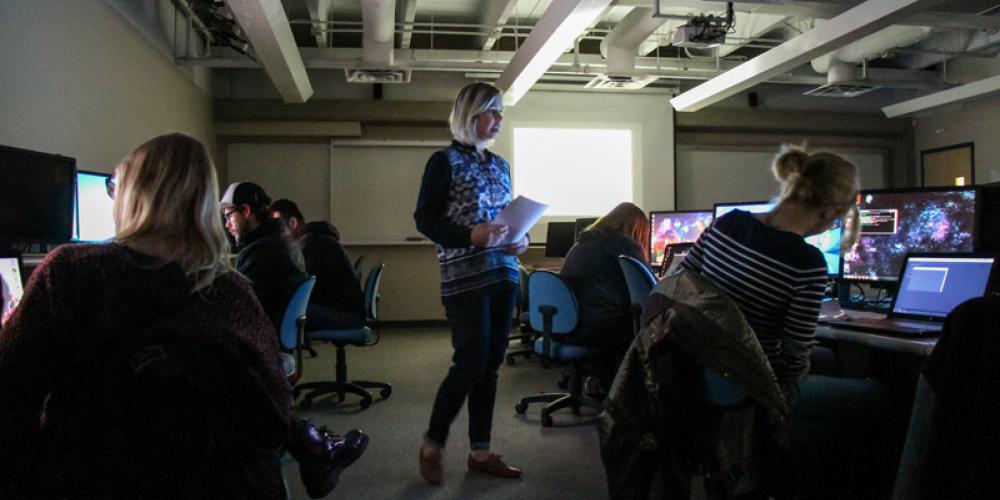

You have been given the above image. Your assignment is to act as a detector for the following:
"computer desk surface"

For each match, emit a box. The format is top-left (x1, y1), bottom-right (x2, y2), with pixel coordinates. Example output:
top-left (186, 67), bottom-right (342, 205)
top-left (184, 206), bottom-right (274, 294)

top-left (817, 321), bottom-right (937, 358)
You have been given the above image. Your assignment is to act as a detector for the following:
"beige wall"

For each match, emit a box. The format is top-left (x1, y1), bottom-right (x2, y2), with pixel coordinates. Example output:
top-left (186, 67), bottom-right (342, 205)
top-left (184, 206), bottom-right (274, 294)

top-left (914, 97), bottom-right (1000, 185)
top-left (0, 1), bottom-right (215, 173)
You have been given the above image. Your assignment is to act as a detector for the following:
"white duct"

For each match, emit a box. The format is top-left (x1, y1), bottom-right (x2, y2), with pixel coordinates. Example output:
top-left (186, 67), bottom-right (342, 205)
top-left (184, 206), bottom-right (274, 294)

top-left (811, 24), bottom-right (932, 74)
top-left (361, 0), bottom-right (395, 67)
top-left (599, 7), bottom-right (668, 77)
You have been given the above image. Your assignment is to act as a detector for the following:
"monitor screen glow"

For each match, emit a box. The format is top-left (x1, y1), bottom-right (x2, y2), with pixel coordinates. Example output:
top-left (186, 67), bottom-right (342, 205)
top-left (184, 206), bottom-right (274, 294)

top-left (74, 171), bottom-right (116, 242)
top-left (650, 210), bottom-right (713, 265)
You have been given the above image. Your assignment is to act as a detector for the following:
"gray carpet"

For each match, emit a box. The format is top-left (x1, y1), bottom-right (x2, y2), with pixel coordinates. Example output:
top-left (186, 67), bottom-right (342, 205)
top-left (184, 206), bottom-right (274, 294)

top-left (283, 327), bottom-right (609, 500)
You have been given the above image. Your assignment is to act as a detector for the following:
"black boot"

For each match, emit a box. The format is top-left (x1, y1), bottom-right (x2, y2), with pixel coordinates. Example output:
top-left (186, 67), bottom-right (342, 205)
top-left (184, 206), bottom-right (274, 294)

top-left (287, 419), bottom-right (369, 498)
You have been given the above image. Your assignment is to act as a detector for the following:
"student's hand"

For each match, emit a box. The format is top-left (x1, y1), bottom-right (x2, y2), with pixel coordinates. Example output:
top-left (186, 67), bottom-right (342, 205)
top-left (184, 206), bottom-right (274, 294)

top-left (503, 236), bottom-right (529, 256)
top-left (470, 223), bottom-right (509, 248)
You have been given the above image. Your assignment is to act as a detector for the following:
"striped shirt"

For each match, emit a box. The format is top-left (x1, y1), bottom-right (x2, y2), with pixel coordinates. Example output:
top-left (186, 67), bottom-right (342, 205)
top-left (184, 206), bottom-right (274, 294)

top-left (682, 211), bottom-right (828, 383)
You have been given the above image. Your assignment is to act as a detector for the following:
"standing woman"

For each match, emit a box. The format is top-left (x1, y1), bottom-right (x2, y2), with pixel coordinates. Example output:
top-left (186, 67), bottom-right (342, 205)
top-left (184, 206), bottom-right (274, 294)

top-left (414, 82), bottom-right (528, 485)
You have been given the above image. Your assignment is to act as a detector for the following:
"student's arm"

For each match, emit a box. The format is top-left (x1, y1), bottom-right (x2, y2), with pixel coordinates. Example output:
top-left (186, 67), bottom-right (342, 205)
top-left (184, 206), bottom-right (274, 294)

top-left (778, 270), bottom-right (827, 381)
top-left (413, 152), bottom-right (473, 248)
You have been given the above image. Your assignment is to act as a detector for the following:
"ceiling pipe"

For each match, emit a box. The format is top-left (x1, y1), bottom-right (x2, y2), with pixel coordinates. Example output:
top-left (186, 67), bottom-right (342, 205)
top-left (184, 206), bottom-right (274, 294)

top-left (599, 7), bottom-right (668, 77)
top-left (811, 24), bottom-right (932, 75)
top-left (361, 0), bottom-right (395, 67)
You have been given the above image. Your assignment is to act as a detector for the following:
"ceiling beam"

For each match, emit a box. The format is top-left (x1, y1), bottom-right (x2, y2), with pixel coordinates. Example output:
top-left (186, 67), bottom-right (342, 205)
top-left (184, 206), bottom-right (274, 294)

top-left (480, 0), bottom-right (517, 51)
top-left (495, 0), bottom-right (615, 105)
top-left (361, 0), bottom-right (395, 67)
top-left (397, 0), bottom-right (418, 49)
top-left (883, 73), bottom-right (1000, 117)
top-left (670, 0), bottom-right (947, 112)
top-left (305, 0), bottom-right (331, 48)
top-left (224, 0), bottom-right (313, 103)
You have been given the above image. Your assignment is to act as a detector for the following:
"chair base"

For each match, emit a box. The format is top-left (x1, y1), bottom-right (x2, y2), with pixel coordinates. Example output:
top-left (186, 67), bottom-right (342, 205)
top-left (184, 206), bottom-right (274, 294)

top-left (515, 391), bottom-right (602, 427)
top-left (505, 347), bottom-right (534, 365)
top-left (294, 344), bottom-right (391, 410)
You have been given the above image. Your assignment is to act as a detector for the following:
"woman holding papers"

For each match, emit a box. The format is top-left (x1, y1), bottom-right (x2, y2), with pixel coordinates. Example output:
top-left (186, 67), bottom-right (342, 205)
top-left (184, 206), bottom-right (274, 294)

top-left (413, 82), bottom-right (528, 485)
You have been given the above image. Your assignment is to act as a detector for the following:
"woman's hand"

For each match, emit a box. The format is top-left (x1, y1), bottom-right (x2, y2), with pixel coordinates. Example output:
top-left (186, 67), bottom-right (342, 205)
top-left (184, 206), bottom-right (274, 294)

top-left (470, 223), bottom-right (509, 248)
top-left (503, 236), bottom-right (529, 256)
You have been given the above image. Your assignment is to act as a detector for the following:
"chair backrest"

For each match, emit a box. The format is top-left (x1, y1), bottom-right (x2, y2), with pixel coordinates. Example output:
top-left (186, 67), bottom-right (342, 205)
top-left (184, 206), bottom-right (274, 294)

top-left (280, 276), bottom-right (316, 351)
top-left (353, 255), bottom-right (365, 283)
top-left (528, 270), bottom-right (578, 334)
top-left (517, 264), bottom-right (530, 312)
top-left (618, 254), bottom-right (656, 313)
top-left (363, 262), bottom-right (385, 322)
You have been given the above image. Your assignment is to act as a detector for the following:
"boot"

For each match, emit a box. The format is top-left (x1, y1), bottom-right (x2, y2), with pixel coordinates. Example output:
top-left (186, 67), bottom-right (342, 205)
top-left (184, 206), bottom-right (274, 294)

top-left (288, 419), bottom-right (369, 498)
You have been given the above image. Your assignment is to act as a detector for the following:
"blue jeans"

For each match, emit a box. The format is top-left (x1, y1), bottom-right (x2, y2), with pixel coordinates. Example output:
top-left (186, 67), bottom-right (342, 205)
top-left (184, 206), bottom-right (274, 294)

top-left (425, 289), bottom-right (516, 450)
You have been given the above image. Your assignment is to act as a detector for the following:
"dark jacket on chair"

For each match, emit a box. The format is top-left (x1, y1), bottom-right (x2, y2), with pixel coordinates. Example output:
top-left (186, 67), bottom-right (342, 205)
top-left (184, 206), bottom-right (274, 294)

top-left (598, 269), bottom-right (791, 500)
top-left (298, 221), bottom-right (364, 324)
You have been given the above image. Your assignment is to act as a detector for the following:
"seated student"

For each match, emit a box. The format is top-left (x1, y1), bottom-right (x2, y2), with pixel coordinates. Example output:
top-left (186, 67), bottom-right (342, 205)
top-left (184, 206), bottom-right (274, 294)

top-left (271, 199), bottom-right (365, 330)
top-left (559, 202), bottom-right (650, 389)
top-left (682, 145), bottom-right (888, 495)
top-left (0, 134), bottom-right (366, 499)
top-left (220, 182), bottom-right (308, 332)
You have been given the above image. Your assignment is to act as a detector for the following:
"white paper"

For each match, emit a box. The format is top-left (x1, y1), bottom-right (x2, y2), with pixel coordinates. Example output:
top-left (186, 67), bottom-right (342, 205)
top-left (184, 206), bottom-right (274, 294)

top-left (491, 195), bottom-right (548, 246)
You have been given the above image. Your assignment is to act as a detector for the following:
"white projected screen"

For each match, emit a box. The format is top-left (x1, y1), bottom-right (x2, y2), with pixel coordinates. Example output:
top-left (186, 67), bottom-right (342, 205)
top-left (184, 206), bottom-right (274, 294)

top-left (512, 128), bottom-right (633, 217)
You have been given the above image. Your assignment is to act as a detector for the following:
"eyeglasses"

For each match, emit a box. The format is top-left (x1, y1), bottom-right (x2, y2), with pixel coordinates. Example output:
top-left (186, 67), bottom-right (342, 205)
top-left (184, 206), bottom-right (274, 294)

top-left (222, 208), bottom-right (240, 220)
top-left (105, 176), bottom-right (117, 200)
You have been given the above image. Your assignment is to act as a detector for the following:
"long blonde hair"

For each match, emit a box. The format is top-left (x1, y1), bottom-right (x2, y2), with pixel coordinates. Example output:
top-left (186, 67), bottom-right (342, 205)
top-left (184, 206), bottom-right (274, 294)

top-left (589, 202), bottom-right (651, 263)
top-left (772, 145), bottom-right (860, 250)
top-left (114, 133), bottom-right (231, 292)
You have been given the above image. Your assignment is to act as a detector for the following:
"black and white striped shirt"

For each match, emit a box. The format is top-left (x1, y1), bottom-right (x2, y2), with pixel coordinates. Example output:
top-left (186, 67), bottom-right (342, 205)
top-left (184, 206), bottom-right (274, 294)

top-left (682, 211), bottom-right (828, 383)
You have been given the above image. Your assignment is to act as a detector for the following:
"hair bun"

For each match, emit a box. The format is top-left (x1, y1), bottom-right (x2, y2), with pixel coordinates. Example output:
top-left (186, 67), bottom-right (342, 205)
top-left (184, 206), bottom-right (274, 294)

top-left (773, 146), bottom-right (809, 182)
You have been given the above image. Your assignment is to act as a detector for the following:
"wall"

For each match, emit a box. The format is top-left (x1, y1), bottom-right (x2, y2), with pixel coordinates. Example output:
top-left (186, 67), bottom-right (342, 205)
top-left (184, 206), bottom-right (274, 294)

top-left (0, 1), bottom-right (215, 173)
top-left (913, 97), bottom-right (1000, 185)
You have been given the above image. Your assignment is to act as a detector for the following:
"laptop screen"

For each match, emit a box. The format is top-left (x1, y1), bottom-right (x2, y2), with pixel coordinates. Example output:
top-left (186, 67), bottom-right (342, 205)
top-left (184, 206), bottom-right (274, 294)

top-left (893, 256), bottom-right (994, 319)
top-left (1, 256), bottom-right (25, 327)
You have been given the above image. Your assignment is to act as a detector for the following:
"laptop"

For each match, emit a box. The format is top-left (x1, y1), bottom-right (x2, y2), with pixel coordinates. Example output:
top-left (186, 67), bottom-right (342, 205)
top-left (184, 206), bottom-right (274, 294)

top-left (1, 250), bottom-right (25, 328)
top-left (827, 253), bottom-right (995, 336)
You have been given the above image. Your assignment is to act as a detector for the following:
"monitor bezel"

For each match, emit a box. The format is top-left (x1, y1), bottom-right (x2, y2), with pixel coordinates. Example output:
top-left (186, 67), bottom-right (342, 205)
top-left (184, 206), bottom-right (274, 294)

top-left (648, 209), bottom-right (714, 265)
top-left (0, 145), bottom-right (77, 245)
top-left (73, 169), bottom-right (114, 242)
top-left (544, 221), bottom-right (578, 258)
top-left (712, 200), bottom-right (773, 220)
top-left (887, 251), bottom-right (995, 322)
top-left (839, 185), bottom-right (979, 284)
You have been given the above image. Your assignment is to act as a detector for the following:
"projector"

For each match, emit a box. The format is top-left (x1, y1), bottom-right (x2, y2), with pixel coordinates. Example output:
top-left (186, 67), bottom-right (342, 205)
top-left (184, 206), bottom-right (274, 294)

top-left (671, 22), bottom-right (727, 48)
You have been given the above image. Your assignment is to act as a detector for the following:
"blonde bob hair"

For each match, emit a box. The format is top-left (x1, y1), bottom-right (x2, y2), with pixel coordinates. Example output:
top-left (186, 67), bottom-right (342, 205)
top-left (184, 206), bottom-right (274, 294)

top-left (114, 133), bottom-right (232, 292)
top-left (587, 202), bottom-right (651, 264)
top-left (772, 145), bottom-right (861, 251)
top-left (449, 82), bottom-right (502, 147)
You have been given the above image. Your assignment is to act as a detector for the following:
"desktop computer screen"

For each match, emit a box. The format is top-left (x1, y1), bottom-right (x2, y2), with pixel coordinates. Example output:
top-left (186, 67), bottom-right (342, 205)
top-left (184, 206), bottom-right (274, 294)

top-left (841, 187), bottom-right (977, 283)
top-left (650, 210), bottom-right (713, 265)
top-left (1, 252), bottom-right (24, 328)
top-left (545, 221), bottom-right (577, 258)
top-left (0, 145), bottom-right (76, 243)
top-left (74, 170), bottom-right (116, 242)
top-left (713, 200), bottom-right (842, 276)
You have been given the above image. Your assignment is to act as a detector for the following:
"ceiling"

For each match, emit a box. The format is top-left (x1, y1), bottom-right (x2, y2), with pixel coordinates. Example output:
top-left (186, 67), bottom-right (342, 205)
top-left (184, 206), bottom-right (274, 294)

top-left (141, 0), bottom-right (1000, 114)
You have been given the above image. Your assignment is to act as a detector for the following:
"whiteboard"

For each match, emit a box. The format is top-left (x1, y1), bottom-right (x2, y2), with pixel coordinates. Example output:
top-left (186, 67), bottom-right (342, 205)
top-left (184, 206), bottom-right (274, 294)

top-left (226, 143), bottom-right (330, 223)
top-left (675, 147), bottom-right (886, 210)
top-left (331, 143), bottom-right (444, 242)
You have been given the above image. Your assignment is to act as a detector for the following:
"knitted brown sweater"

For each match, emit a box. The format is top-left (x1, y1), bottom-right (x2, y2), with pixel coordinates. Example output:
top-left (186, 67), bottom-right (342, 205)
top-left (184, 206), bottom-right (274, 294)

top-left (0, 243), bottom-right (292, 488)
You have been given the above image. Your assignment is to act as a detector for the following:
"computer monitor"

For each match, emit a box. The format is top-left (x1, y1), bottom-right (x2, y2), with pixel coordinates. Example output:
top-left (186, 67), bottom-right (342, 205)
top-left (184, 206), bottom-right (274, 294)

top-left (545, 221), bottom-right (577, 258)
top-left (713, 200), bottom-right (842, 276)
top-left (650, 210), bottom-right (713, 265)
top-left (841, 187), bottom-right (977, 283)
top-left (574, 217), bottom-right (598, 240)
top-left (1, 250), bottom-right (25, 328)
top-left (74, 170), bottom-right (116, 242)
top-left (0, 145), bottom-right (76, 243)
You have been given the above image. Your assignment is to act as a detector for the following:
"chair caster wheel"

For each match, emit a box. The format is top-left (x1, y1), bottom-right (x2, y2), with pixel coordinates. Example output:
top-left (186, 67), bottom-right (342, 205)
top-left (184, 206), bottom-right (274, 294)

top-left (338, 393), bottom-right (346, 402)
top-left (557, 379), bottom-right (568, 390)
top-left (541, 414), bottom-right (554, 427)
top-left (360, 398), bottom-right (372, 409)
top-left (506, 355), bottom-right (516, 366)
top-left (299, 399), bottom-right (313, 410)
top-left (515, 402), bottom-right (528, 414)
top-left (380, 387), bottom-right (392, 399)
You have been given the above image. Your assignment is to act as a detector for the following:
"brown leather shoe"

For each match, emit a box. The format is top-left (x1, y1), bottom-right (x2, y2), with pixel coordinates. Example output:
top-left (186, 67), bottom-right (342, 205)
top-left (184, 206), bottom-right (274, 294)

top-left (467, 453), bottom-right (522, 479)
top-left (419, 448), bottom-right (443, 485)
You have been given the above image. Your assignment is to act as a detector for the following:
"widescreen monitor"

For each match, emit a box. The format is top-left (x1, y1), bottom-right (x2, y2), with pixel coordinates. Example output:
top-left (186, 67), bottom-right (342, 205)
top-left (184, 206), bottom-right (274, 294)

top-left (650, 210), bottom-right (713, 265)
top-left (713, 200), bottom-right (842, 276)
top-left (0, 145), bottom-right (76, 243)
top-left (74, 170), bottom-right (116, 242)
top-left (841, 187), bottom-right (977, 283)
top-left (545, 221), bottom-right (577, 258)
top-left (574, 217), bottom-right (598, 240)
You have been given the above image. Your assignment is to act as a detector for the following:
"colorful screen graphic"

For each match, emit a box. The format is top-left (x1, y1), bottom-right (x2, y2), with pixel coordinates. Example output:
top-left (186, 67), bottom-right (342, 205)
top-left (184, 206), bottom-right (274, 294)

top-left (650, 211), bottom-right (713, 265)
top-left (1, 257), bottom-right (24, 327)
top-left (842, 189), bottom-right (977, 282)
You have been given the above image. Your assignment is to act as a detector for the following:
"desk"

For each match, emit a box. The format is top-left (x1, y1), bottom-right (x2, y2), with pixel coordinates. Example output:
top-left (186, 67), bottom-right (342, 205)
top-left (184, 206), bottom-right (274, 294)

top-left (816, 326), bottom-right (937, 358)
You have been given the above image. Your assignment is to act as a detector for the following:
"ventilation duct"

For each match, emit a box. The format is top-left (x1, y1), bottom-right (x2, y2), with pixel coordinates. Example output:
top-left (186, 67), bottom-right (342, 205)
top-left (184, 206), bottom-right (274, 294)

top-left (584, 74), bottom-right (660, 89)
top-left (595, 7), bottom-right (668, 89)
top-left (361, 0), bottom-right (395, 68)
top-left (811, 25), bottom-right (932, 74)
top-left (345, 68), bottom-right (411, 84)
top-left (804, 61), bottom-right (881, 97)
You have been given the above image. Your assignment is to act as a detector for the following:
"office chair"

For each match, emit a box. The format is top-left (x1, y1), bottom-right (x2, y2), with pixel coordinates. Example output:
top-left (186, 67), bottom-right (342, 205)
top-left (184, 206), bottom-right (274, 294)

top-left (352, 255), bottom-right (365, 284)
top-left (279, 276), bottom-right (316, 385)
top-left (514, 270), bottom-right (601, 427)
top-left (295, 263), bottom-right (392, 410)
top-left (617, 254), bottom-right (657, 338)
top-left (506, 264), bottom-right (536, 365)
